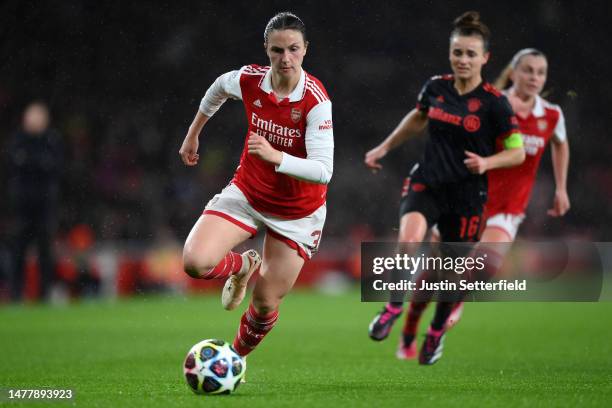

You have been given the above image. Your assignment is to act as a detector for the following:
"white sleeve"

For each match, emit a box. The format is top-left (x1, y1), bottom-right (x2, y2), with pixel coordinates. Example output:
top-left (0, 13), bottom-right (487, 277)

top-left (275, 100), bottom-right (334, 184)
top-left (198, 67), bottom-right (244, 117)
top-left (552, 106), bottom-right (567, 143)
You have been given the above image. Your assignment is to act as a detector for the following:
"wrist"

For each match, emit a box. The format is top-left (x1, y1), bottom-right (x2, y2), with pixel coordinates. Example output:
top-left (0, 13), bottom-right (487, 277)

top-left (272, 150), bottom-right (283, 166)
top-left (379, 143), bottom-right (391, 155)
top-left (483, 157), bottom-right (491, 172)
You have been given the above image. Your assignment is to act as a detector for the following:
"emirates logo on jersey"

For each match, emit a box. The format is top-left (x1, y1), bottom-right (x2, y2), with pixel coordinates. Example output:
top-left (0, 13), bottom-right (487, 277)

top-left (537, 119), bottom-right (548, 131)
top-left (253, 99), bottom-right (263, 108)
top-left (463, 115), bottom-right (481, 132)
top-left (467, 98), bottom-right (482, 112)
top-left (291, 108), bottom-right (302, 123)
top-left (250, 112), bottom-right (302, 148)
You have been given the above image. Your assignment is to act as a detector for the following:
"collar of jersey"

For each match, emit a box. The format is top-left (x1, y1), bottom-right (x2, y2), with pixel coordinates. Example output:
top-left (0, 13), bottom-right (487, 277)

top-left (504, 90), bottom-right (546, 118)
top-left (260, 68), bottom-right (306, 103)
top-left (532, 94), bottom-right (545, 117)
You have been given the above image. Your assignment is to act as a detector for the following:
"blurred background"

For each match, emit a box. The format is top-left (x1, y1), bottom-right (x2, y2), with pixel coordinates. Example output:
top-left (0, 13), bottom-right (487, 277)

top-left (1, 0), bottom-right (610, 302)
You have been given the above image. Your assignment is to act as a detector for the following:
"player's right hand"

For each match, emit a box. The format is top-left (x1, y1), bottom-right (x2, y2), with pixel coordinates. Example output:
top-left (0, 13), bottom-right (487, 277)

top-left (547, 189), bottom-right (570, 217)
top-left (179, 136), bottom-right (200, 166)
top-left (464, 151), bottom-right (489, 174)
top-left (364, 145), bottom-right (388, 172)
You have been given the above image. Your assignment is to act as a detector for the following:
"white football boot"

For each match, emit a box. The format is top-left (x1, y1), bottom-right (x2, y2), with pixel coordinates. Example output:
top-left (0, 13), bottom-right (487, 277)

top-left (221, 250), bottom-right (261, 310)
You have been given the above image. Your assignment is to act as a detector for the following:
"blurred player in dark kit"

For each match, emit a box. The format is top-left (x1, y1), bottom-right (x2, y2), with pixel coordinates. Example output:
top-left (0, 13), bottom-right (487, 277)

top-left (7, 101), bottom-right (63, 302)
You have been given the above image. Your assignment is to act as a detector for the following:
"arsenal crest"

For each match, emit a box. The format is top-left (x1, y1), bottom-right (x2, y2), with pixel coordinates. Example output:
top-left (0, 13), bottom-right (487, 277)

top-left (467, 98), bottom-right (482, 112)
top-left (537, 119), bottom-right (548, 131)
top-left (291, 108), bottom-right (302, 123)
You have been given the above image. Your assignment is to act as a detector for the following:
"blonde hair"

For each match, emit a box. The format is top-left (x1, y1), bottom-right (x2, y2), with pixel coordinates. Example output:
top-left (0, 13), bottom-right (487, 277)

top-left (494, 48), bottom-right (547, 90)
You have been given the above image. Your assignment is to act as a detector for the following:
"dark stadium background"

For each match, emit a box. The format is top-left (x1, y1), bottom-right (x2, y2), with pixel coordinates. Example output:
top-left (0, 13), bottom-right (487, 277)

top-left (1, 0), bottom-right (610, 298)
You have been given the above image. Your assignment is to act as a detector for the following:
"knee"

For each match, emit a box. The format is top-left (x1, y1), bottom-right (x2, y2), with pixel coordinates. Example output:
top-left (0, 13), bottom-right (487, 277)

top-left (182, 246), bottom-right (218, 278)
top-left (399, 213), bottom-right (428, 243)
top-left (251, 295), bottom-right (282, 316)
top-left (399, 223), bottom-right (427, 243)
top-left (398, 233), bottom-right (422, 243)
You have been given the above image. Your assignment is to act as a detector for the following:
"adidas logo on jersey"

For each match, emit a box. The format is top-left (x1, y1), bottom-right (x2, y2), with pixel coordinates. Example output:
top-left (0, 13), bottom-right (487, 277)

top-left (253, 99), bottom-right (262, 108)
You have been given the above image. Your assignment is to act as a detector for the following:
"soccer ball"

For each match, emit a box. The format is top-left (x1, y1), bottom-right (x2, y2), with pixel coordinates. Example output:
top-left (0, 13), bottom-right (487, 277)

top-left (183, 339), bottom-right (246, 395)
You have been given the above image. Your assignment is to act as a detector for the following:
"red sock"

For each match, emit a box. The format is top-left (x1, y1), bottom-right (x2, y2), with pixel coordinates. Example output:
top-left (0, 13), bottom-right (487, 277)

top-left (427, 325), bottom-right (445, 337)
top-left (403, 271), bottom-right (435, 336)
top-left (403, 300), bottom-right (429, 336)
top-left (232, 303), bottom-right (279, 356)
top-left (202, 252), bottom-right (243, 279)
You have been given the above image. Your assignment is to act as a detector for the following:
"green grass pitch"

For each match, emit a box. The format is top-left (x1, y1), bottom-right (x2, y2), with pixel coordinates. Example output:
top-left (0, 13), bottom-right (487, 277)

top-left (1, 290), bottom-right (611, 407)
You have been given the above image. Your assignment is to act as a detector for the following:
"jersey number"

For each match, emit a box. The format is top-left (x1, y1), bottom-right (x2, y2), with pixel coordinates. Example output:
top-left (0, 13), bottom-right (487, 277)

top-left (311, 230), bottom-right (322, 252)
top-left (459, 216), bottom-right (481, 240)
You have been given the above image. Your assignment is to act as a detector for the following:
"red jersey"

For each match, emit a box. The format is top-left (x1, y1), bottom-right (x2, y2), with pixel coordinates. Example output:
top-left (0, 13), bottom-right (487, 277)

top-left (201, 64), bottom-right (332, 219)
top-left (486, 94), bottom-right (567, 215)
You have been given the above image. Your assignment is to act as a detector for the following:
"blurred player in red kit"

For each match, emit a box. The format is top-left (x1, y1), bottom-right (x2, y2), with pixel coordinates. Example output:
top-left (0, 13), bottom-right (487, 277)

top-left (398, 48), bottom-right (570, 360)
top-left (179, 12), bottom-right (333, 359)
top-left (365, 12), bottom-right (525, 365)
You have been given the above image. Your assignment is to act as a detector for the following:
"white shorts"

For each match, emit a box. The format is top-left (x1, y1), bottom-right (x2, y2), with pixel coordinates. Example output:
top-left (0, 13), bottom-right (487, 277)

top-left (203, 183), bottom-right (326, 260)
top-left (485, 213), bottom-right (525, 240)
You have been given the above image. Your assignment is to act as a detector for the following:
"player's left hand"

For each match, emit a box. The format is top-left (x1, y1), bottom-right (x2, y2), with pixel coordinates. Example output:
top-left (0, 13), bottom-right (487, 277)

top-left (464, 151), bottom-right (489, 174)
top-left (547, 189), bottom-right (570, 217)
top-left (248, 132), bottom-right (283, 165)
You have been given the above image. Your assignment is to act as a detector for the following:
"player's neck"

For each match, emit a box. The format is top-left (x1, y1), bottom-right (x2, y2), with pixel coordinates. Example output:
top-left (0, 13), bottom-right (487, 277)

top-left (453, 76), bottom-right (482, 95)
top-left (270, 68), bottom-right (302, 99)
top-left (510, 87), bottom-right (536, 105)
top-left (509, 87), bottom-right (536, 116)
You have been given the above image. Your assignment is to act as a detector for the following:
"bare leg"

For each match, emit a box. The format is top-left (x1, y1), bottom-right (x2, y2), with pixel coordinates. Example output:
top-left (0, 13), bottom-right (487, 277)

top-left (480, 226), bottom-right (513, 243)
top-left (390, 211), bottom-right (428, 305)
top-left (182, 214), bottom-right (253, 278)
top-left (398, 211), bottom-right (428, 243)
top-left (369, 211), bottom-right (429, 341)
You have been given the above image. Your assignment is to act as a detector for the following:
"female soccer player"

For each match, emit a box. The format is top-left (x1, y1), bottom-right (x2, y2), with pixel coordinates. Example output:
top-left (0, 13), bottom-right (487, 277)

top-left (396, 48), bottom-right (570, 361)
top-left (179, 12), bottom-right (333, 359)
top-left (365, 11), bottom-right (525, 365)
top-left (487, 48), bottom-right (570, 238)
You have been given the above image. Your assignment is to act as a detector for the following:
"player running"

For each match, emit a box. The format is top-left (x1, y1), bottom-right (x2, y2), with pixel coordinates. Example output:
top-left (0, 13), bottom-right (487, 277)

top-left (179, 12), bottom-right (333, 359)
top-left (365, 11), bottom-right (525, 365)
top-left (397, 48), bottom-right (571, 360)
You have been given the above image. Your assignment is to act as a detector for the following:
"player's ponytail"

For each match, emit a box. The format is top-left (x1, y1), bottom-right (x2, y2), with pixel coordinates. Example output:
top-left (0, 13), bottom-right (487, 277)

top-left (494, 65), bottom-right (513, 90)
top-left (264, 12), bottom-right (307, 44)
top-left (494, 48), bottom-right (547, 90)
top-left (451, 11), bottom-right (491, 51)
